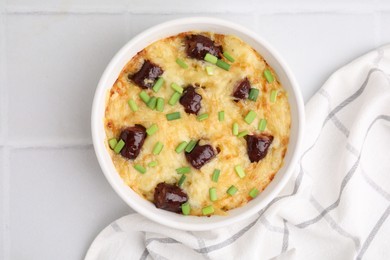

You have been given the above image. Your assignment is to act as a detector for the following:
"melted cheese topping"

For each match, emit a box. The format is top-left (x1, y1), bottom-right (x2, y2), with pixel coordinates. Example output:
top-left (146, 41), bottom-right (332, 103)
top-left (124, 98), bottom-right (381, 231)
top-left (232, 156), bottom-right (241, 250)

top-left (104, 32), bottom-right (291, 216)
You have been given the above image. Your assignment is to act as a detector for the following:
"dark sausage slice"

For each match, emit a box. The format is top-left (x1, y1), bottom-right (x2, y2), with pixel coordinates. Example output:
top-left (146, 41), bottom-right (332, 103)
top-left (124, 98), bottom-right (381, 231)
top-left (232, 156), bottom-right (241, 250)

top-left (245, 134), bottom-right (274, 162)
top-left (186, 34), bottom-right (223, 60)
top-left (179, 85), bottom-right (202, 115)
top-left (154, 183), bottom-right (188, 213)
top-left (129, 60), bottom-right (163, 89)
top-left (232, 78), bottom-right (251, 101)
top-left (185, 142), bottom-right (216, 169)
top-left (119, 125), bottom-right (147, 160)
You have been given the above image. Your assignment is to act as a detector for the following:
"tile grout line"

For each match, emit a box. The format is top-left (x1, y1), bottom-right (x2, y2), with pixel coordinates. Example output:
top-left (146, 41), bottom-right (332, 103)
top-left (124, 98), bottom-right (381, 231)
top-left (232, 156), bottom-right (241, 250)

top-left (0, 6), bottom-right (6, 146)
top-left (3, 6), bottom-right (390, 15)
top-left (1, 11), bottom-right (9, 260)
top-left (1, 148), bottom-right (10, 260)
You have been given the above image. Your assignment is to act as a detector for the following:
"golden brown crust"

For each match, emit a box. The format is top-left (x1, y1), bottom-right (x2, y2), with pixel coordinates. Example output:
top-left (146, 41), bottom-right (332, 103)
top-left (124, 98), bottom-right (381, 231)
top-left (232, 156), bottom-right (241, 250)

top-left (104, 31), bottom-right (291, 216)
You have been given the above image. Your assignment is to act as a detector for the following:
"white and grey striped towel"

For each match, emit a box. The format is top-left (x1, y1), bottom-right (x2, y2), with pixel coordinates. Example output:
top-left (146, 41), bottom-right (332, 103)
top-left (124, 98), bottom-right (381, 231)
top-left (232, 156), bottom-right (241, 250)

top-left (85, 46), bottom-right (390, 260)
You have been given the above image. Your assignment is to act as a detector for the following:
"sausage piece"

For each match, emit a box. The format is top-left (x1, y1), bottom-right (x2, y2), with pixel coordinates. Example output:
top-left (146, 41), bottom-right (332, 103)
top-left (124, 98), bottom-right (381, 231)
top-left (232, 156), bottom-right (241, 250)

top-left (154, 183), bottom-right (188, 213)
top-left (185, 142), bottom-right (216, 169)
top-left (119, 125), bottom-right (147, 160)
top-left (186, 34), bottom-right (223, 60)
top-left (232, 78), bottom-right (251, 101)
top-left (179, 85), bottom-right (202, 115)
top-left (245, 134), bottom-right (273, 162)
top-left (130, 60), bottom-right (163, 89)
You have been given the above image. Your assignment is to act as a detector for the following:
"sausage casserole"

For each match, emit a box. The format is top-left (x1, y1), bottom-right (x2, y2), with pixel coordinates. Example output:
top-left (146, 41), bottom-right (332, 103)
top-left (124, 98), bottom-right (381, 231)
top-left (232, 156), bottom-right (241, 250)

top-left (104, 32), bottom-right (291, 216)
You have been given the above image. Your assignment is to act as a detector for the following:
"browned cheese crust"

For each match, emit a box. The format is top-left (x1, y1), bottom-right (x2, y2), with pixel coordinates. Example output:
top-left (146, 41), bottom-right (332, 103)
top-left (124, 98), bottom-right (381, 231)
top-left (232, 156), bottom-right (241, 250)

top-left (104, 32), bottom-right (291, 216)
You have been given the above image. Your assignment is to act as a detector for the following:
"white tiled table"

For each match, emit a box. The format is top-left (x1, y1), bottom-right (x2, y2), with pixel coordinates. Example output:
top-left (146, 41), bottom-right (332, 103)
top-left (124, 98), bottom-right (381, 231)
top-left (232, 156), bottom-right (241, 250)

top-left (1, 0), bottom-right (389, 259)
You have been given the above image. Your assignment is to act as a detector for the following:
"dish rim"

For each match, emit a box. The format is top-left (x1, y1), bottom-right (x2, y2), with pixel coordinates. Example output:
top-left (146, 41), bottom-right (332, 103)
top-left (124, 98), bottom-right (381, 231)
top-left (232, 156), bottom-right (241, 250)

top-left (91, 17), bottom-right (305, 231)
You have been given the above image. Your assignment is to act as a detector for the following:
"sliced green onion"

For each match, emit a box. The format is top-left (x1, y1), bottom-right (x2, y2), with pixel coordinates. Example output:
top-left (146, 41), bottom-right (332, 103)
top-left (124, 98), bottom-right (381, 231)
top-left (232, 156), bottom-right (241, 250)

top-left (197, 113), bottom-right (209, 121)
top-left (249, 188), bottom-right (259, 198)
top-left (176, 166), bottom-right (191, 174)
top-left (166, 112), bottom-right (181, 121)
top-left (232, 122), bottom-right (239, 136)
top-left (156, 97), bottom-right (164, 112)
top-left (185, 140), bottom-right (197, 153)
top-left (209, 187), bottom-right (217, 202)
top-left (168, 92), bottom-right (181, 106)
top-left (178, 174), bottom-right (186, 187)
top-left (212, 169), bottom-right (220, 182)
top-left (202, 205), bottom-right (214, 215)
top-left (152, 142), bottom-right (164, 155)
top-left (218, 111), bottom-right (225, 122)
top-left (264, 69), bottom-right (274, 83)
top-left (147, 97), bottom-right (157, 110)
top-left (206, 66), bottom-right (214, 75)
top-left (216, 59), bottom-right (231, 71)
top-left (171, 83), bottom-right (184, 94)
top-left (270, 90), bottom-right (278, 103)
top-left (146, 124), bottom-right (158, 136)
top-left (227, 185), bottom-right (238, 196)
top-left (139, 90), bottom-right (150, 103)
top-left (176, 58), bottom-right (188, 69)
top-left (204, 53), bottom-right (218, 64)
top-left (175, 141), bottom-right (188, 153)
top-left (148, 161), bottom-right (158, 167)
top-left (248, 88), bottom-right (259, 101)
top-left (237, 130), bottom-right (249, 138)
top-left (258, 119), bottom-right (267, 131)
top-left (234, 165), bottom-right (246, 179)
top-left (152, 77), bottom-right (164, 93)
top-left (223, 51), bottom-right (235, 62)
top-left (134, 164), bottom-right (146, 174)
top-left (244, 110), bottom-right (256, 124)
top-left (108, 138), bottom-right (117, 149)
top-left (181, 202), bottom-right (190, 215)
top-left (128, 99), bottom-right (139, 111)
top-left (113, 139), bottom-right (125, 154)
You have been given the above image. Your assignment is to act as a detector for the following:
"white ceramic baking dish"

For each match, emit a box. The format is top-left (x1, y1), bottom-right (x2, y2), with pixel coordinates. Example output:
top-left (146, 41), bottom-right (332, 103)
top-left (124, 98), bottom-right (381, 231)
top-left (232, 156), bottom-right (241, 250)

top-left (91, 17), bottom-right (304, 231)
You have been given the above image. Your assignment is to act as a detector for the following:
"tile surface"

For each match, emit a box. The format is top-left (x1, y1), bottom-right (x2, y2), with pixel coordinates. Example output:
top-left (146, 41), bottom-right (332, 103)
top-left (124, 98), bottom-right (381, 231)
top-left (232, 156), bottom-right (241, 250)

top-left (5, 14), bottom-right (127, 145)
top-left (0, 12), bottom-right (5, 144)
top-left (124, 0), bottom-right (386, 13)
top-left (9, 148), bottom-right (131, 260)
top-left (254, 13), bottom-right (376, 101)
top-left (6, 0), bottom-right (128, 12)
top-left (1, 0), bottom-right (390, 259)
top-left (127, 13), bottom-right (258, 37)
top-left (380, 12), bottom-right (390, 45)
top-left (0, 148), bottom-right (6, 260)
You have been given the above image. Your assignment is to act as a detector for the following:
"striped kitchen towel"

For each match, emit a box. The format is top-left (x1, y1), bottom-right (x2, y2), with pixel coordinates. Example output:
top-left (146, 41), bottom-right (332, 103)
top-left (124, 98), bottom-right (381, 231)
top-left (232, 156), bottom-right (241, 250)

top-left (85, 45), bottom-right (390, 260)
